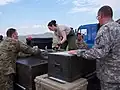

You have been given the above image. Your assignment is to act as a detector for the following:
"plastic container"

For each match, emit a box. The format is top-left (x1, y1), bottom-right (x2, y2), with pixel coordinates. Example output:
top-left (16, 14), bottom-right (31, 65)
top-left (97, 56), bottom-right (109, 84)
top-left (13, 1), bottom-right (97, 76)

top-left (34, 74), bottom-right (88, 90)
top-left (48, 51), bottom-right (96, 82)
top-left (16, 57), bottom-right (48, 90)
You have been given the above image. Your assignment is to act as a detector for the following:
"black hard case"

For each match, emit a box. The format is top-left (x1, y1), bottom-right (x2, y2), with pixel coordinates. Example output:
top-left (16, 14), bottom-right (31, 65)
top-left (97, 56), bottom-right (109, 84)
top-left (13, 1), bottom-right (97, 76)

top-left (16, 56), bottom-right (48, 90)
top-left (48, 51), bottom-right (96, 82)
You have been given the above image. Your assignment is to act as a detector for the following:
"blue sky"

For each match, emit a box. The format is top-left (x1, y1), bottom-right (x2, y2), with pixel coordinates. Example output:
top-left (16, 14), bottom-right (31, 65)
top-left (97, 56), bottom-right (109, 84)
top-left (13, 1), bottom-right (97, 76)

top-left (0, 0), bottom-right (120, 36)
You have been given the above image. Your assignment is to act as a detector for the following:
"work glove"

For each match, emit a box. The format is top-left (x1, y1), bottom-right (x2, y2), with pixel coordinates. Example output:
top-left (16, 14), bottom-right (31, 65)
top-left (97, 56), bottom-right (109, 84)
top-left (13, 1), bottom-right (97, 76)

top-left (32, 46), bottom-right (41, 56)
top-left (76, 49), bottom-right (86, 57)
top-left (32, 46), bottom-right (39, 51)
top-left (57, 43), bottom-right (62, 47)
top-left (53, 43), bottom-right (61, 50)
top-left (68, 49), bottom-right (86, 57)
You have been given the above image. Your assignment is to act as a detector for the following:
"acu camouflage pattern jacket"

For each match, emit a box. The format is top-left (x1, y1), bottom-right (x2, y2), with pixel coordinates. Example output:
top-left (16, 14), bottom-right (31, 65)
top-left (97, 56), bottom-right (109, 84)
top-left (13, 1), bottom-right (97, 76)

top-left (82, 20), bottom-right (120, 83)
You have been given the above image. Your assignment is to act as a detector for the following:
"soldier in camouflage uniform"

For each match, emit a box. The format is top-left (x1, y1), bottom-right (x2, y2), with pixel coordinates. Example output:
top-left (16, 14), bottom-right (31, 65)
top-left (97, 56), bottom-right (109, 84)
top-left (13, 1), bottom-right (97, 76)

top-left (76, 32), bottom-right (88, 49)
top-left (76, 6), bottom-right (120, 90)
top-left (0, 28), bottom-right (41, 90)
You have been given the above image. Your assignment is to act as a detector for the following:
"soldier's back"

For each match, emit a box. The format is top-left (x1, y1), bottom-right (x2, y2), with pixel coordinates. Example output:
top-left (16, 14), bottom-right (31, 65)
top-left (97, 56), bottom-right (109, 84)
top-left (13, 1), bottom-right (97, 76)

top-left (97, 20), bottom-right (120, 83)
top-left (0, 37), bottom-right (19, 75)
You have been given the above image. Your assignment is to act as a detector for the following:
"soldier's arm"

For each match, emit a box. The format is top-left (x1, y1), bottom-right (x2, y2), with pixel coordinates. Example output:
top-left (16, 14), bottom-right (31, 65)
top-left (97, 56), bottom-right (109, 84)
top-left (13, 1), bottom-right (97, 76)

top-left (82, 26), bottom-right (112, 59)
top-left (18, 41), bottom-right (41, 55)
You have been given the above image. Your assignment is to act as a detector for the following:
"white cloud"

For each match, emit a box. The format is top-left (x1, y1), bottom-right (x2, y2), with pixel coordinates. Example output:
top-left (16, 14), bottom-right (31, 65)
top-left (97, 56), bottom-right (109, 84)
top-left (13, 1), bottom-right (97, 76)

top-left (68, 0), bottom-right (120, 13)
top-left (0, 0), bottom-right (19, 6)
top-left (0, 24), bottom-right (49, 36)
top-left (32, 25), bottom-right (42, 28)
top-left (69, 7), bottom-right (98, 13)
top-left (32, 24), bottom-right (47, 29)
top-left (18, 24), bottom-right (48, 35)
top-left (18, 24), bottom-right (47, 29)
top-left (56, 0), bottom-right (71, 4)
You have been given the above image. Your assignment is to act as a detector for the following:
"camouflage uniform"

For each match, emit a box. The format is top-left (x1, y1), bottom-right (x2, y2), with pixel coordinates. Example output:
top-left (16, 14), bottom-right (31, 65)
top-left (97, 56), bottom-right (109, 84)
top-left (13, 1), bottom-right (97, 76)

top-left (0, 37), bottom-right (40, 90)
top-left (18, 52), bottom-right (32, 58)
top-left (101, 81), bottom-right (120, 90)
top-left (76, 39), bottom-right (88, 49)
top-left (80, 20), bottom-right (120, 90)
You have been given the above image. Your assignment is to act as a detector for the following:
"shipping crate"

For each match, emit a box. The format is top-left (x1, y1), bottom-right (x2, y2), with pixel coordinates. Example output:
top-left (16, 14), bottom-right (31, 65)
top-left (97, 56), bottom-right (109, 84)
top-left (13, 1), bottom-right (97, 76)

top-left (34, 74), bottom-right (88, 90)
top-left (48, 51), bottom-right (96, 82)
top-left (16, 57), bottom-right (48, 90)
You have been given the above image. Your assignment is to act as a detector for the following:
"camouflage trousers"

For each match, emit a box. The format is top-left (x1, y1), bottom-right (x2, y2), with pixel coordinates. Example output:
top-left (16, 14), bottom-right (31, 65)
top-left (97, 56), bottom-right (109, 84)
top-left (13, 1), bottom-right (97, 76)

top-left (101, 81), bottom-right (120, 90)
top-left (0, 74), bottom-right (14, 90)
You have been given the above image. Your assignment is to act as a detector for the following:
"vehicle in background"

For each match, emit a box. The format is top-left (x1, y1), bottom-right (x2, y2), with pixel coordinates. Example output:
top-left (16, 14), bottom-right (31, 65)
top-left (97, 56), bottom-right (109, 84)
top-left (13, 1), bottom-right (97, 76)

top-left (77, 23), bottom-right (100, 48)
